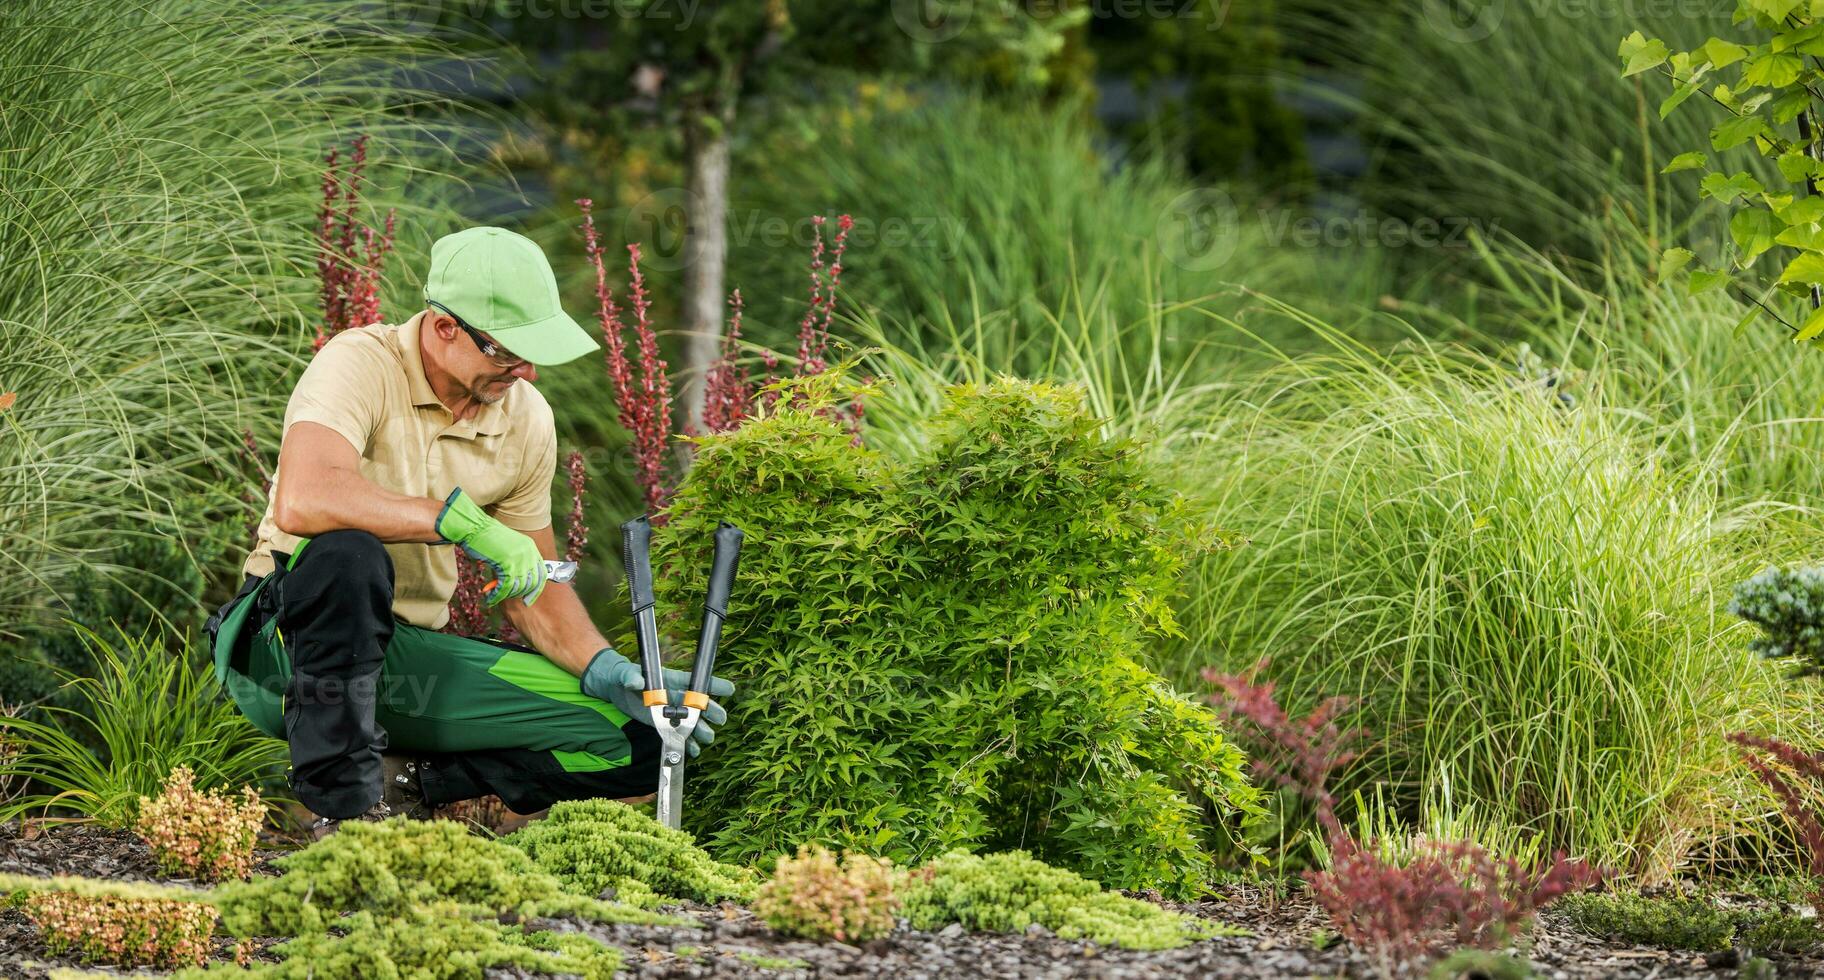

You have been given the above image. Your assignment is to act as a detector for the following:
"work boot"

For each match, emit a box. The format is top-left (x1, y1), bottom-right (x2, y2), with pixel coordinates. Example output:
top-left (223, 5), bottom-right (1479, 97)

top-left (381, 753), bottom-right (432, 819)
top-left (308, 798), bottom-right (397, 841)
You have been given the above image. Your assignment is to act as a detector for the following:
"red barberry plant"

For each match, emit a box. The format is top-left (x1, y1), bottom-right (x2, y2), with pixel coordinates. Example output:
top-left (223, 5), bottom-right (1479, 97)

top-left (755, 844), bottom-right (902, 943)
top-left (20, 891), bottom-right (215, 969)
top-left (578, 200), bottom-right (866, 507)
top-left (314, 134), bottom-right (396, 352)
top-left (579, 198), bottom-right (674, 514)
top-left (564, 449), bottom-right (589, 563)
top-left (1729, 732), bottom-right (1824, 912)
top-left (1207, 663), bottom-right (1603, 976)
top-left (133, 766), bottom-right (265, 882)
top-left (701, 289), bottom-right (750, 434)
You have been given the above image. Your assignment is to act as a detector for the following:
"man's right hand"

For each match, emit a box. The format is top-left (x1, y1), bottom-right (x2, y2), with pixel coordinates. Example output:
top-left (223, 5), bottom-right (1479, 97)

top-left (435, 487), bottom-right (548, 606)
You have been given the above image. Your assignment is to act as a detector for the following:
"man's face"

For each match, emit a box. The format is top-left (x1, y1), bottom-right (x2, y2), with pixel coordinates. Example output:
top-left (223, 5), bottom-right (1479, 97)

top-left (431, 311), bottom-right (537, 403)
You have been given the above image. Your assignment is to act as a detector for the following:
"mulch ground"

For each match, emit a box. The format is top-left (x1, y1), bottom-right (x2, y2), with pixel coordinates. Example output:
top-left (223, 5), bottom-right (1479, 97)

top-left (2, 820), bottom-right (1821, 979)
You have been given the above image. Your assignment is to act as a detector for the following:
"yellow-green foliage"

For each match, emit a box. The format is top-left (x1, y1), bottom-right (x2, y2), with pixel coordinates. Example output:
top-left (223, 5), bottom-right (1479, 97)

top-left (212, 818), bottom-right (679, 937)
top-left (902, 850), bottom-right (1229, 951)
top-left (0, 871), bottom-right (206, 904)
top-left (504, 798), bottom-right (758, 906)
top-left (171, 902), bottom-right (621, 980)
top-left (660, 379), bottom-right (1261, 897)
top-left (14, 889), bottom-right (215, 969)
top-left (755, 845), bottom-right (902, 942)
top-left (134, 765), bottom-right (265, 882)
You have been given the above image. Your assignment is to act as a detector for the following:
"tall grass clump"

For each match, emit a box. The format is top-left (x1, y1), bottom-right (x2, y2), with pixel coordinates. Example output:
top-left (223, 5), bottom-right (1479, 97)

top-left (723, 93), bottom-right (1397, 371)
top-left (0, 0), bottom-right (476, 650)
top-left (1166, 321), bottom-right (1786, 878)
top-left (0, 626), bottom-right (288, 826)
top-left (1284, 1), bottom-right (1757, 268)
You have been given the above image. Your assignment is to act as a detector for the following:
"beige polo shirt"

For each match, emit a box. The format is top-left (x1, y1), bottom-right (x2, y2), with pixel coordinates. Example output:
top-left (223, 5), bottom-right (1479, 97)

top-left (242, 312), bottom-right (556, 629)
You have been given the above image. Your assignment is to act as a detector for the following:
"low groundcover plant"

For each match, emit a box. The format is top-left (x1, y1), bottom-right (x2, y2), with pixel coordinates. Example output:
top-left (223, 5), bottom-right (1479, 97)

top-left (503, 797), bottom-right (758, 906)
top-left (16, 888), bottom-right (216, 969)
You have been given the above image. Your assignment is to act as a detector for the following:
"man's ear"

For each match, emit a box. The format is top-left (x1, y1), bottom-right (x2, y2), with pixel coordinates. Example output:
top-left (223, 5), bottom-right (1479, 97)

top-left (426, 309), bottom-right (457, 338)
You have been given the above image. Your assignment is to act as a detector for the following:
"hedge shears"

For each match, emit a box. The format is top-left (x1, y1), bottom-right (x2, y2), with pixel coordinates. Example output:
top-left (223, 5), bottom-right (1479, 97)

top-left (621, 516), bottom-right (743, 830)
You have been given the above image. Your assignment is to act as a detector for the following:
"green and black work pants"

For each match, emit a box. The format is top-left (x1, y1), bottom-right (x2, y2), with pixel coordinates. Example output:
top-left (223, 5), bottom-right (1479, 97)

top-left (205, 529), bottom-right (657, 819)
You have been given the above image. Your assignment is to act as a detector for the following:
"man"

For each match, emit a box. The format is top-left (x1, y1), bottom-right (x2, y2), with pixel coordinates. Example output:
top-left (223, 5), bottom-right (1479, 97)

top-left (205, 226), bottom-right (732, 838)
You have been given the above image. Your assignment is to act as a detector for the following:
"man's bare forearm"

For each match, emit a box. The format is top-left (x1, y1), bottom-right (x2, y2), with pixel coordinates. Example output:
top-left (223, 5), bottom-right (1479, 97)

top-left (272, 422), bottom-right (444, 542)
top-left (502, 583), bottom-right (611, 677)
top-left (275, 465), bottom-right (445, 542)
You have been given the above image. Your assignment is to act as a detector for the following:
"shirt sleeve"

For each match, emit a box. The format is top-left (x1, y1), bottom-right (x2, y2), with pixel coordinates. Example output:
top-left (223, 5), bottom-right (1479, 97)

top-left (490, 411), bottom-right (556, 532)
top-left (281, 332), bottom-right (388, 454)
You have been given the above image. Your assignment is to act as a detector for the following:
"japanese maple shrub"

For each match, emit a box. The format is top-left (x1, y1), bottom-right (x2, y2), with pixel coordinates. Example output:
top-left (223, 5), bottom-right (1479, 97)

top-left (656, 378), bottom-right (1260, 896)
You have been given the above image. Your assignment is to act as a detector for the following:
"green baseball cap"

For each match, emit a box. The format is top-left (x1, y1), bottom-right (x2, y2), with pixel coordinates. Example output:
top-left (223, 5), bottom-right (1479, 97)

top-left (423, 226), bottom-right (598, 366)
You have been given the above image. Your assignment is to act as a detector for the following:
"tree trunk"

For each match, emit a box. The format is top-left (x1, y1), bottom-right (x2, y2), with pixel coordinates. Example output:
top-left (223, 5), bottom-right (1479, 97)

top-left (678, 118), bottom-right (731, 437)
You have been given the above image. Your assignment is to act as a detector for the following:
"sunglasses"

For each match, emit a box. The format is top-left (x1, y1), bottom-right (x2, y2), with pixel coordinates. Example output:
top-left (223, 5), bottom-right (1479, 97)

top-left (428, 302), bottom-right (526, 368)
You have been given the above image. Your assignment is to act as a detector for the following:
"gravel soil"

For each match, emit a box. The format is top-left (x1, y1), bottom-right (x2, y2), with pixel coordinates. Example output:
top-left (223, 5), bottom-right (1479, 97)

top-left (3, 821), bottom-right (1822, 979)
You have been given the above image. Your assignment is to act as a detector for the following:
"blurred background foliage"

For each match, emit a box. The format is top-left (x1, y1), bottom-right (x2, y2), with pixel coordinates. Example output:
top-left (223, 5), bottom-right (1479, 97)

top-left (8, 0), bottom-right (1824, 882)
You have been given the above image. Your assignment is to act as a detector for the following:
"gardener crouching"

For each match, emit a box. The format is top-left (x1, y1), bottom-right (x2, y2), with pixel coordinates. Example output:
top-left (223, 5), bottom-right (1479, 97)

top-left (205, 227), bottom-right (733, 839)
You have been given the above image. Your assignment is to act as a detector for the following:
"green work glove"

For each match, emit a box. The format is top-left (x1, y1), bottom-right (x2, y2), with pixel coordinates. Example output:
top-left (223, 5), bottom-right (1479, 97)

top-left (435, 487), bottom-right (548, 607)
top-left (580, 648), bottom-right (733, 758)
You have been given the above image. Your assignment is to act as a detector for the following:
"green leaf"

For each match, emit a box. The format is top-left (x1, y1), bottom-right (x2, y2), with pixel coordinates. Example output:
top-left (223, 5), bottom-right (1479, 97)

top-left (1779, 150), bottom-right (1816, 183)
top-left (1734, 207), bottom-right (1787, 265)
top-left (1777, 195), bottom-right (1824, 224)
top-left (1797, 305), bottom-right (1824, 342)
top-left (1663, 152), bottom-right (1707, 174)
top-left (1619, 32), bottom-right (1671, 76)
top-left (1661, 81), bottom-right (1703, 118)
top-left (1658, 247), bottom-right (1697, 281)
top-left (1734, 304), bottom-right (1762, 339)
top-left (1690, 269), bottom-right (1734, 295)
top-left (1779, 251), bottom-right (1824, 285)
top-left (1778, 22), bottom-right (1824, 54)
top-left (1772, 89), bottom-right (1813, 124)
top-left (1703, 37), bottom-right (1751, 66)
top-left (1753, 0), bottom-right (1804, 20)
top-left (1744, 50), bottom-right (1805, 88)
top-left (1712, 114), bottom-right (1771, 152)
top-left (1702, 171), bottom-right (1766, 203)
top-left (1777, 223), bottom-right (1824, 250)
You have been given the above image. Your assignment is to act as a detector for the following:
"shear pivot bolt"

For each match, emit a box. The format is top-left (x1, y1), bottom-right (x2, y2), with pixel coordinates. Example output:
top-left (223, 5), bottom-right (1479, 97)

top-left (664, 751), bottom-right (683, 765)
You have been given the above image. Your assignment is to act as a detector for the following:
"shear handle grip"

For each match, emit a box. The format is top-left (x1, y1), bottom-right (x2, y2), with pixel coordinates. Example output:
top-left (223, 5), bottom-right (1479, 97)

top-left (621, 516), bottom-right (666, 696)
top-left (687, 523), bottom-right (744, 703)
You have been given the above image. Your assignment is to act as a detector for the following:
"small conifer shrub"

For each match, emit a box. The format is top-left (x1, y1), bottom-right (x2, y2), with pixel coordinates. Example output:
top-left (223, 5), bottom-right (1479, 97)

top-left (901, 849), bottom-right (1227, 950)
top-left (504, 798), bottom-right (758, 905)
top-left (756, 844), bottom-right (902, 942)
top-left (134, 765), bottom-right (265, 881)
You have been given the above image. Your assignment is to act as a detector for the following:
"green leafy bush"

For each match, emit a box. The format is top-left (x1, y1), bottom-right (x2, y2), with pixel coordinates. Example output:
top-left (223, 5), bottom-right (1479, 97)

top-left (504, 798), bottom-right (758, 906)
top-left (212, 818), bottom-right (675, 938)
top-left (901, 849), bottom-right (1226, 950)
top-left (656, 378), bottom-right (1260, 896)
top-left (0, 625), bottom-right (288, 826)
top-left (755, 845), bottom-right (902, 943)
top-left (1556, 892), bottom-right (1823, 953)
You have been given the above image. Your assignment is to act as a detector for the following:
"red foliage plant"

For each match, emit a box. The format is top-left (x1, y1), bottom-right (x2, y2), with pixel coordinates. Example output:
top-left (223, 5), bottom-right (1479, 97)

top-left (1205, 662), bottom-right (1603, 974)
top-left (314, 134), bottom-right (395, 352)
top-left (575, 200), bottom-right (865, 509)
top-left (1729, 731), bottom-right (1824, 912)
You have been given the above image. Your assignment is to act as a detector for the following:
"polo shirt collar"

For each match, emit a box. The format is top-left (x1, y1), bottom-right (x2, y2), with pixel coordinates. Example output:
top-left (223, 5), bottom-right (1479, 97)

top-left (398, 312), bottom-right (511, 436)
